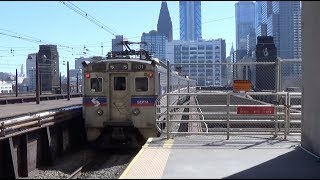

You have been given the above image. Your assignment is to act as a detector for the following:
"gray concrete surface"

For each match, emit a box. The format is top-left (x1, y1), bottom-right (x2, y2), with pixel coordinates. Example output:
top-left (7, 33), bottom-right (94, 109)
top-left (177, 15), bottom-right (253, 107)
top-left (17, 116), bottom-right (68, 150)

top-left (151, 135), bottom-right (320, 179)
top-left (0, 98), bottom-right (82, 119)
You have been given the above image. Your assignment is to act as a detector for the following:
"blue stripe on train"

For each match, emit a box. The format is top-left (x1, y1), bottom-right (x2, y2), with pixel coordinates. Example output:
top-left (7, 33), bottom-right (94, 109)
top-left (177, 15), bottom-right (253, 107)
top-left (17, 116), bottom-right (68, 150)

top-left (83, 97), bottom-right (107, 107)
top-left (131, 97), bottom-right (157, 107)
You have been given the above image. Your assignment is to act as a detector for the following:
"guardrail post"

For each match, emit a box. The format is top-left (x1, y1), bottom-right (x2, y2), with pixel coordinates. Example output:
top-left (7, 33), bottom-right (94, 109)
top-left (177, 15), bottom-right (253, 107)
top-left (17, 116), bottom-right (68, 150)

top-left (284, 92), bottom-right (289, 140)
top-left (274, 101), bottom-right (278, 138)
top-left (275, 59), bottom-right (280, 93)
top-left (287, 92), bottom-right (291, 136)
top-left (279, 60), bottom-right (282, 91)
top-left (166, 60), bottom-right (170, 140)
top-left (226, 92), bottom-right (230, 140)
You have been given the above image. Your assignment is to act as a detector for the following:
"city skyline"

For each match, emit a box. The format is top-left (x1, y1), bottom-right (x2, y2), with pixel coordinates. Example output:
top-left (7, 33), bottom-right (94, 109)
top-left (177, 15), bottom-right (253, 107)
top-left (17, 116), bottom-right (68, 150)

top-left (0, 1), bottom-right (236, 75)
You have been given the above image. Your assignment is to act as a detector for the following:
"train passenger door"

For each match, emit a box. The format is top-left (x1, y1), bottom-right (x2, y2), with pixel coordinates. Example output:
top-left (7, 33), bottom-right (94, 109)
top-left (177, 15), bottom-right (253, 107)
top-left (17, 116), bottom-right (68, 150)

top-left (109, 74), bottom-right (130, 122)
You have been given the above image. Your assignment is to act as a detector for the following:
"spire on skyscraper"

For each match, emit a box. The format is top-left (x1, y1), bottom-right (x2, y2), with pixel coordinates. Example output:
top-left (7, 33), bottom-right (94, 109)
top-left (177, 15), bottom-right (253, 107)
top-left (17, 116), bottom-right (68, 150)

top-left (230, 42), bottom-right (234, 55)
top-left (157, 1), bottom-right (173, 41)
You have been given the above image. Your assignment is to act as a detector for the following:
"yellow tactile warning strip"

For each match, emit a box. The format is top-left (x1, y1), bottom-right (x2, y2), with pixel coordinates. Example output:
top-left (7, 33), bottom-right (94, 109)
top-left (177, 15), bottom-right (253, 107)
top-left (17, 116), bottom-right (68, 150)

top-left (119, 138), bottom-right (174, 179)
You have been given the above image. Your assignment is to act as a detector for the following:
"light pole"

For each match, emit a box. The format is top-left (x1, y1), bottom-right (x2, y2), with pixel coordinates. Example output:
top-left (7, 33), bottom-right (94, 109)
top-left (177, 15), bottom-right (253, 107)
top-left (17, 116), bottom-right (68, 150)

top-left (76, 72), bottom-right (79, 93)
top-left (67, 61), bottom-right (70, 100)
top-left (59, 72), bottom-right (62, 94)
top-left (35, 53), bottom-right (40, 104)
top-left (15, 69), bottom-right (18, 97)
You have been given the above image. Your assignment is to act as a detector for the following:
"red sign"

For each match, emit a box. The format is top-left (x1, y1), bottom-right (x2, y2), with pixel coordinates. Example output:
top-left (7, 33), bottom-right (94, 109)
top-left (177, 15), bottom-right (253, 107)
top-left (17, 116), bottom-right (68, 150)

top-left (237, 106), bottom-right (275, 114)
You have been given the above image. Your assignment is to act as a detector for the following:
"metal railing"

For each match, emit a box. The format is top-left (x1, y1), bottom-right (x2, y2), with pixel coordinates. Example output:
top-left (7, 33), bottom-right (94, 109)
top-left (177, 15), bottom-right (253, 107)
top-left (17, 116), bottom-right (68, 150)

top-left (156, 91), bottom-right (301, 140)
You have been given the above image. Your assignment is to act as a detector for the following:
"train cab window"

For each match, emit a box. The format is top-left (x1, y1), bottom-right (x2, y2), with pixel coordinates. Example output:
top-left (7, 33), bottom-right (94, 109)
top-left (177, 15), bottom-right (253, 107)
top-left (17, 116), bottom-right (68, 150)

top-left (135, 77), bottom-right (148, 92)
top-left (90, 78), bottom-right (102, 92)
top-left (114, 77), bottom-right (126, 91)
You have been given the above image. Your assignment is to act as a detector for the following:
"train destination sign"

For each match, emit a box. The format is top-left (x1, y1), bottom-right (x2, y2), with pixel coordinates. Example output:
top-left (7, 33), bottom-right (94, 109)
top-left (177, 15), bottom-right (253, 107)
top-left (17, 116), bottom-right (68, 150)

top-left (237, 106), bottom-right (275, 114)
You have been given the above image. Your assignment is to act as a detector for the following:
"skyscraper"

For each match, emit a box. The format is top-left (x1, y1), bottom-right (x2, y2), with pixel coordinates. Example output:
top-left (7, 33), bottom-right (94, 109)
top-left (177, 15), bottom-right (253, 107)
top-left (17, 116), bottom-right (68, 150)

top-left (179, 1), bottom-right (202, 41)
top-left (157, 1), bottom-right (173, 42)
top-left (37, 45), bottom-right (59, 93)
top-left (26, 53), bottom-right (37, 91)
top-left (166, 39), bottom-right (226, 86)
top-left (235, 1), bottom-right (255, 50)
top-left (112, 35), bottom-right (124, 51)
top-left (140, 30), bottom-right (167, 62)
top-left (264, 1), bottom-right (301, 59)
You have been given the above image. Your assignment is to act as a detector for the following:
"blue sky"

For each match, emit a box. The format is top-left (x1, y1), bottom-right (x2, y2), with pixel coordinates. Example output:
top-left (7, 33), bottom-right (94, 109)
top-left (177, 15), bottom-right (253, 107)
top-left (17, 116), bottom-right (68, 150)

top-left (0, 1), bottom-right (236, 76)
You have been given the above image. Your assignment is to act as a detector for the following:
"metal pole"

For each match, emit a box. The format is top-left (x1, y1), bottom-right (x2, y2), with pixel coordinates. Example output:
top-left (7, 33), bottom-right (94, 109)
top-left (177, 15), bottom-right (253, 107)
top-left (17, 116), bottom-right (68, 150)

top-left (59, 72), bottom-right (62, 94)
top-left (67, 61), bottom-right (70, 100)
top-left (35, 54), bottom-right (40, 104)
top-left (284, 92), bottom-right (289, 140)
top-left (279, 60), bottom-right (282, 91)
top-left (287, 92), bottom-right (291, 136)
top-left (39, 74), bottom-right (42, 95)
top-left (76, 73), bottom-right (79, 93)
top-left (274, 103), bottom-right (278, 138)
top-left (275, 59), bottom-right (280, 92)
top-left (166, 61), bottom-right (170, 140)
top-left (226, 92), bottom-right (230, 140)
top-left (187, 81), bottom-right (190, 93)
top-left (15, 69), bottom-right (18, 97)
top-left (232, 52), bottom-right (235, 80)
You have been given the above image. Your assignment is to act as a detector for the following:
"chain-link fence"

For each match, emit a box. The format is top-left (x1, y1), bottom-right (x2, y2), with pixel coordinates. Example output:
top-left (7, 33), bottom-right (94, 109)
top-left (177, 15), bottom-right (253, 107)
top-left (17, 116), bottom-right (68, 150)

top-left (171, 58), bottom-right (302, 93)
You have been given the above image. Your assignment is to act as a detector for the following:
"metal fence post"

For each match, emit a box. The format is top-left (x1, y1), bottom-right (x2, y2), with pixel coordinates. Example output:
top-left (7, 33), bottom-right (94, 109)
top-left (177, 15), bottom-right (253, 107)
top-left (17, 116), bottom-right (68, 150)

top-left (226, 92), bottom-right (230, 140)
top-left (284, 92), bottom-right (289, 140)
top-left (275, 59), bottom-right (280, 92)
top-left (166, 61), bottom-right (170, 140)
top-left (274, 98), bottom-right (278, 138)
top-left (287, 92), bottom-right (291, 136)
top-left (278, 59), bottom-right (282, 91)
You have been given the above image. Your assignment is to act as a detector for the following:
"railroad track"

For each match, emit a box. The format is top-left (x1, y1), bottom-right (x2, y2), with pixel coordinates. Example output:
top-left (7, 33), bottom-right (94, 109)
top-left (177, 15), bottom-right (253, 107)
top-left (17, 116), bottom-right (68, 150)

top-left (66, 151), bottom-right (112, 179)
top-left (66, 147), bottom-right (140, 179)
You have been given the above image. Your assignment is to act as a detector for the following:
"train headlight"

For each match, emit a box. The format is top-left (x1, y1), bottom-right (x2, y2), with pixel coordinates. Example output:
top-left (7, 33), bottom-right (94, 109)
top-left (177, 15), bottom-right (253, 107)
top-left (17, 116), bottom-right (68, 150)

top-left (96, 109), bottom-right (104, 116)
top-left (132, 108), bottom-right (140, 116)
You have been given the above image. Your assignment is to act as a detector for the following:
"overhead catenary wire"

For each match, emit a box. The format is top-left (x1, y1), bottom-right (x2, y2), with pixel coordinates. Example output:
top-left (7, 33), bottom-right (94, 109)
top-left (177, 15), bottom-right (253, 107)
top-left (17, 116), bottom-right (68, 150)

top-left (60, 1), bottom-right (117, 37)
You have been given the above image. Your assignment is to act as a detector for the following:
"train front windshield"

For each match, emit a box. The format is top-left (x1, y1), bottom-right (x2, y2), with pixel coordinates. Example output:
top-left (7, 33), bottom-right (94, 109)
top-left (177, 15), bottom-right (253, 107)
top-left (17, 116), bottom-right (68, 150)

top-left (114, 77), bottom-right (126, 91)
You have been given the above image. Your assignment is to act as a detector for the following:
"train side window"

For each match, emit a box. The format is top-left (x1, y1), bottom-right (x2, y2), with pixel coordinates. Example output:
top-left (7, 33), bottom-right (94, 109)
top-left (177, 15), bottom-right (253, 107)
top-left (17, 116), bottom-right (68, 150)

top-left (135, 77), bottom-right (148, 92)
top-left (90, 78), bottom-right (102, 92)
top-left (114, 77), bottom-right (126, 91)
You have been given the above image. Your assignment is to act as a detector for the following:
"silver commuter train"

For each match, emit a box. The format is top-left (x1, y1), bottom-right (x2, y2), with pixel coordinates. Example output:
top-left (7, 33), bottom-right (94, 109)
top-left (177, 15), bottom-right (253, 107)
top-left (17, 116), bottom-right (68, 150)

top-left (82, 49), bottom-right (196, 143)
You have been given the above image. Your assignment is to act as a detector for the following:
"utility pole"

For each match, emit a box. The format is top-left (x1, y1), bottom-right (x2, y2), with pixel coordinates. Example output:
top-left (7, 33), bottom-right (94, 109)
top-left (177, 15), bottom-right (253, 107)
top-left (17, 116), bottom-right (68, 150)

top-left (76, 73), bottom-right (79, 93)
top-left (35, 53), bottom-right (40, 104)
top-left (15, 69), bottom-right (18, 97)
top-left (67, 61), bottom-right (70, 100)
top-left (59, 72), bottom-right (62, 94)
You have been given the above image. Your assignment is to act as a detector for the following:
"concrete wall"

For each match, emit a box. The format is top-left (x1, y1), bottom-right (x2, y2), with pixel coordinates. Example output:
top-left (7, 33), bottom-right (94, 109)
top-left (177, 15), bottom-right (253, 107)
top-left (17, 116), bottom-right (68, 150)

top-left (301, 2), bottom-right (320, 156)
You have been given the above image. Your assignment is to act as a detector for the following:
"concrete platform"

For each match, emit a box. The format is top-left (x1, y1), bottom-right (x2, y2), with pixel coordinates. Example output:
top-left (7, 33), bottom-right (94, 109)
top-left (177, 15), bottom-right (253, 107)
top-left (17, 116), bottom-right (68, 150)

top-left (119, 135), bottom-right (320, 179)
top-left (0, 98), bottom-right (82, 119)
